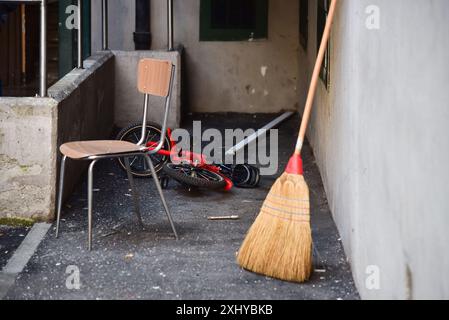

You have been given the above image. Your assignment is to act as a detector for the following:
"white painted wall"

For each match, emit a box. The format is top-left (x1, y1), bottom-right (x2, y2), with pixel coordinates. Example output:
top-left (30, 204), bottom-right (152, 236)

top-left (92, 0), bottom-right (301, 114)
top-left (113, 50), bottom-right (182, 128)
top-left (152, 0), bottom-right (300, 113)
top-left (298, 0), bottom-right (449, 299)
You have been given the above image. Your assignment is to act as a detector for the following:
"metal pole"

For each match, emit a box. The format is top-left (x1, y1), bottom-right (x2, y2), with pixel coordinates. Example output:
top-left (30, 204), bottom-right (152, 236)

top-left (102, 0), bottom-right (108, 50)
top-left (39, 0), bottom-right (47, 97)
top-left (77, 0), bottom-right (83, 68)
top-left (87, 160), bottom-right (97, 251)
top-left (225, 112), bottom-right (295, 156)
top-left (55, 156), bottom-right (67, 238)
top-left (145, 155), bottom-right (179, 240)
top-left (167, 0), bottom-right (173, 51)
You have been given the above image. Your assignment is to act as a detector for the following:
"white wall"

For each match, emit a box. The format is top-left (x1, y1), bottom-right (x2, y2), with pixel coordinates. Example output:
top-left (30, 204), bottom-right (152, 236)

top-left (298, 0), bottom-right (449, 299)
top-left (113, 50), bottom-right (181, 128)
top-left (154, 0), bottom-right (300, 113)
top-left (92, 0), bottom-right (301, 114)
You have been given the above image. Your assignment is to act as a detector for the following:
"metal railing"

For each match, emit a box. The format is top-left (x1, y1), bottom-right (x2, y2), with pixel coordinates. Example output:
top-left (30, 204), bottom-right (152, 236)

top-left (40, 0), bottom-right (47, 97)
top-left (2, 0), bottom-right (174, 96)
top-left (77, 0), bottom-right (83, 69)
top-left (2, 0), bottom-right (110, 97)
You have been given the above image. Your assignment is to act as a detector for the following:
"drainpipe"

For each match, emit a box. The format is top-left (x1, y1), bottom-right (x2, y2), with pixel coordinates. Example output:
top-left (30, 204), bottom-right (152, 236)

top-left (134, 0), bottom-right (151, 50)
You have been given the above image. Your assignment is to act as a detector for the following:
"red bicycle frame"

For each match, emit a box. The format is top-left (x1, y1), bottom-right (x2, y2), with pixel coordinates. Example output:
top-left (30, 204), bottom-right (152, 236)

top-left (145, 129), bottom-right (234, 191)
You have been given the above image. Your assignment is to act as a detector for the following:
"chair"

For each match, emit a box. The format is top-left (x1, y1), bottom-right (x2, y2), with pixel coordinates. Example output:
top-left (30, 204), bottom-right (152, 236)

top-left (55, 58), bottom-right (179, 250)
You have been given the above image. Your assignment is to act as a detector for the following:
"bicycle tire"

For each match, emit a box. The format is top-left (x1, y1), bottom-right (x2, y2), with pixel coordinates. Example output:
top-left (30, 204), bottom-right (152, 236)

top-left (240, 165), bottom-right (261, 188)
top-left (163, 163), bottom-right (227, 190)
top-left (116, 122), bottom-right (171, 178)
top-left (232, 164), bottom-right (252, 187)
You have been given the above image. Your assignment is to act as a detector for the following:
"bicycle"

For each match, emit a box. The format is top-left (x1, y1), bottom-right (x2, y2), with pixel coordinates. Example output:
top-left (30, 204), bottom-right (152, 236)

top-left (116, 123), bottom-right (260, 191)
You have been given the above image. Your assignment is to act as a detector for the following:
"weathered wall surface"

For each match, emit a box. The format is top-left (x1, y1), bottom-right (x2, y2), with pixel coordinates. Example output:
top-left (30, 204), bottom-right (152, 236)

top-left (298, 0), bottom-right (449, 299)
top-left (0, 52), bottom-right (115, 221)
top-left (0, 98), bottom-right (57, 221)
top-left (92, 0), bottom-right (301, 114)
top-left (112, 50), bottom-right (181, 129)
top-left (151, 0), bottom-right (300, 113)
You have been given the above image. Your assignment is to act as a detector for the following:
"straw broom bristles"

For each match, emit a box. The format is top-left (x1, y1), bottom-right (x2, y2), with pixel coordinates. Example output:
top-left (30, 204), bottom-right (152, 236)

top-left (237, 172), bottom-right (312, 283)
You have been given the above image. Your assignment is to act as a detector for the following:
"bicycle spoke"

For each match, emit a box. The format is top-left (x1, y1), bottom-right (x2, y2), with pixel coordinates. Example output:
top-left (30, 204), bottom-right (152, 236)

top-left (199, 170), bottom-right (221, 181)
top-left (132, 132), bottom-right (140, 143)
top-left (197, 172), bottom-right (212, 181)
top-left (147, 133), bottom-right (158, 144)
top-left (145, 130), bottom-right (152, 143)
top-left (150, 155), bottom-right (159, 165)
top-left (129, 156), bottom-right (139, 167)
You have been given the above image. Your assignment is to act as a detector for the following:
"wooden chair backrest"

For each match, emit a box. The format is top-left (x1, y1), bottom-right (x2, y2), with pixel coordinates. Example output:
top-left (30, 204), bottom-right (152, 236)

top-left (137, 58), bottom-right (173, 97)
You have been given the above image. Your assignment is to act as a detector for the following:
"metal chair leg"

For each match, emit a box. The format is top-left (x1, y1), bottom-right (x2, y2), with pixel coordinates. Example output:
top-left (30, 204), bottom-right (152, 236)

top-left (56, 156), bottom-right (67, 238)
top-left (124, 157), bottom-right (144, 229)
top-left (87, 160), bottom-right (98, 251)
top-left (144, 155), bottom-right (179, 240)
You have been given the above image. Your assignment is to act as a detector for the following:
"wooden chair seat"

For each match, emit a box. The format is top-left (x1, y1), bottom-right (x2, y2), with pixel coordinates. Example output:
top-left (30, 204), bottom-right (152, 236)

top-left (60, 140), bottom-right (144, 160)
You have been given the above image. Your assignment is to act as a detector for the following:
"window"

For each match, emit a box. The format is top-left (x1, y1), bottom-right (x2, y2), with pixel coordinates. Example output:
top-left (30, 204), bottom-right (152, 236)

top-left (317, 0), bottom-right (330, 89)
top-left (299, 0), bottom-right (308, 50)
top-left (200, 0), bottom-right (268, 41)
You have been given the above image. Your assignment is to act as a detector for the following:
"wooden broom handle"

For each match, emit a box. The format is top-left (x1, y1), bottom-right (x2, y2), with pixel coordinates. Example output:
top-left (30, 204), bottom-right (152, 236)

top-left (295, 0), bottom-right (338, 155)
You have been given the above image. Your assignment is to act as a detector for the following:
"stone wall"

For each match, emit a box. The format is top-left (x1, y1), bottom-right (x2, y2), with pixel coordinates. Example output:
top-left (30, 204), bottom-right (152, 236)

top-left (0, 98), bottom-right (58, 221)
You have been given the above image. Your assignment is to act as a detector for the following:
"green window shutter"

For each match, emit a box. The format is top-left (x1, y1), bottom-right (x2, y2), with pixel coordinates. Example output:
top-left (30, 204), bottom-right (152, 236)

top-left (58, 0), bottom-right (75, 78)
top-left (82, 0), bottom-right (91, 61)
top-left (58, 0), bottom-right (90, 79)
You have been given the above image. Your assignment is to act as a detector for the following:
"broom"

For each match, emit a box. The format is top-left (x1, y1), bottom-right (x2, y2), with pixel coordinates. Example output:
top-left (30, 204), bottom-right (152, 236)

top-left (237, 0), bottom-right (338, 283)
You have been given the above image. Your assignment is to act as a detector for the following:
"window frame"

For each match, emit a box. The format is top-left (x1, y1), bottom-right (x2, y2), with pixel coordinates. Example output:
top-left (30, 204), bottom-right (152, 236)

top-left (199, 0), bottom-right (269, 42)
top-left (317, 0), bottom-right (331, 89)
top-left (299, 0), bottom-right (308, 50)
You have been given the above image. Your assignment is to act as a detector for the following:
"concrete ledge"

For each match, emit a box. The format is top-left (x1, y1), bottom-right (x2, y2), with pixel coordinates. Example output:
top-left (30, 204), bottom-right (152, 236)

top-left (0, 51), bottom-right (115, 221)
top-left (48, 52), bottom-right (114, 102)
top-left (113, 50), bottom-right (181, 128)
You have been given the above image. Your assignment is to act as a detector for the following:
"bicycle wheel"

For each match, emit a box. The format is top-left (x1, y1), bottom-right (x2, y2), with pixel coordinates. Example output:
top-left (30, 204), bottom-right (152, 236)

top-left (231, 164), bottom-right (252, 187)
top-left (238, 165), bottom-right (261, 188)
top-left (116, 122), bottom-right (171, 177)
top-left (163, 163), bottom-right (227, 190)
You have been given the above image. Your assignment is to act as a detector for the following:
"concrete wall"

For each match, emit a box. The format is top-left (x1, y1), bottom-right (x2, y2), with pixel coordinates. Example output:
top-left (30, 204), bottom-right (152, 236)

top-left (112, 50), bottom-right (181, 129)
top-left (297, 0), bottom-right (449, 299)
top-left (0, 52), bottom-right (115, 221)
top-left (0, 98), bottom-right (58, 221)
top-left (92, 0), bottom-right (301, 114)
